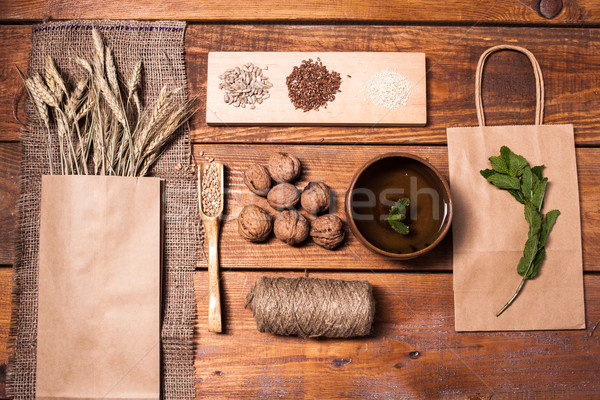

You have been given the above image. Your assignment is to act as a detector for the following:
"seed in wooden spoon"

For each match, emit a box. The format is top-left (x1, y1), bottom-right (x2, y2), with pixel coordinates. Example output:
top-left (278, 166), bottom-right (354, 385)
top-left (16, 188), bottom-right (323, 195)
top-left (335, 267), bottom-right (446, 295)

top-left (201, 161), bottom-right (221, 217)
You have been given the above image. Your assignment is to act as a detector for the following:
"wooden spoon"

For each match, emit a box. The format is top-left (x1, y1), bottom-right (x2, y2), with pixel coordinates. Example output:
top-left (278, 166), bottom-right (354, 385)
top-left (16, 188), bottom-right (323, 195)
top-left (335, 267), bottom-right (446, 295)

top-left (197, 162), bottom-right (224, 333)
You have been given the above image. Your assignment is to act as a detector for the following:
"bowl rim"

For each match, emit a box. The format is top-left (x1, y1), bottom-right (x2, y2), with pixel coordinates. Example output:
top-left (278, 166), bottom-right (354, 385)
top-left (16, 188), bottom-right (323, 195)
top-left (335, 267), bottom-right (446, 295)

top-left (344, 152), bottom-right (453, 260)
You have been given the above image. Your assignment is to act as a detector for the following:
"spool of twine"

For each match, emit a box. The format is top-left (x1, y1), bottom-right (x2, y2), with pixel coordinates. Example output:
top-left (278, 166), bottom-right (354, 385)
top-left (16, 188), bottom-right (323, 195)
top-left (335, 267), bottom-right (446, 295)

top-left (245, 277), bottom-right (376, 338)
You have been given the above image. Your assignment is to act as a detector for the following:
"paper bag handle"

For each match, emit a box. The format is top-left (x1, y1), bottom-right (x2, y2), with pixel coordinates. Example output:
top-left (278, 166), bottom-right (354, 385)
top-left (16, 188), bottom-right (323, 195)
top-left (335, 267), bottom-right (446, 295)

top-left (475, 45), bottom-right (545, 126)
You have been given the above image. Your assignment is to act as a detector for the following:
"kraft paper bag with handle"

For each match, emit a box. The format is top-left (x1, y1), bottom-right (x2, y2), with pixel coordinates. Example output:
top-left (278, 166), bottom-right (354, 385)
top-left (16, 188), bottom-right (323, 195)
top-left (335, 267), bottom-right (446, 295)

top-left (36, 175), bottom-right (162, 400)
top-left (447, 45), bottom-right (585, 331)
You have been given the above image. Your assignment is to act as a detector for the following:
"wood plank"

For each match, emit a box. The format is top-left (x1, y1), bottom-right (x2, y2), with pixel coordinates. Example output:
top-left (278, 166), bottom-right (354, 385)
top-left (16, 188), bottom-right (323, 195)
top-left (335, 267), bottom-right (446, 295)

top-left (193, 271), bottom-right (600, 399)
top-left (186, 25), bottom-right (600, 144)
top-left (0, 268), bottom-right (12, 400)
top-left (206, 52), bottom-right (426, 125)
top-left (1, 142), bottom-right (599, 271)
top-left (195, 144), bottom-right (600, 271)
top-left (4, 25), bottom-right (600, 144)
top-left (1, 0), bottom-right (600, 24)
top-left (0, 26), bottom-right (30, 143)
top-left (0, 268), bottom-right (597, 398)
top-left (0, 143), bottom-right (19, 265)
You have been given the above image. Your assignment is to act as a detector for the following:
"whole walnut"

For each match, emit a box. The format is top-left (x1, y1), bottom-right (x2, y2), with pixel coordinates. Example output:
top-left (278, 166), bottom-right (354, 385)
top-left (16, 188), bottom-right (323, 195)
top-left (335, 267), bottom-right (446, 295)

top-left (301, 181), bottom-right (331, 214)
top-left (244, 164), bottom-right (272, 197)
top-left (267, 183), bottom-right (300, 210)
top-left (274, 210), bottom-right (310, 245)
top-left (310, 214), bottom-right (345, 250)
top-left (268, 152), bottom-right (301, 183)
top-left (238, 205), bottom-right (273, 242)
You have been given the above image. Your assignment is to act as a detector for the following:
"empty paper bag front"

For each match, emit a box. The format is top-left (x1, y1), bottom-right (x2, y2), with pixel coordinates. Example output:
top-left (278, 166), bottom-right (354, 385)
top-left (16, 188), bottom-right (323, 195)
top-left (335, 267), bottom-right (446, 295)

top-left (37, 175), bottom-right (162, 400)
top-left (447, 45), bottom-right (585, 331)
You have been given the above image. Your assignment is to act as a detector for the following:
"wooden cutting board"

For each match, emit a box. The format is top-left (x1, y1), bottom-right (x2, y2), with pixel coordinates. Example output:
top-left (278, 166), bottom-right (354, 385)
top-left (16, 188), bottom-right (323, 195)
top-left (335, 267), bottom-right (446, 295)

top-left (206, 52), bottom-right (426, 125)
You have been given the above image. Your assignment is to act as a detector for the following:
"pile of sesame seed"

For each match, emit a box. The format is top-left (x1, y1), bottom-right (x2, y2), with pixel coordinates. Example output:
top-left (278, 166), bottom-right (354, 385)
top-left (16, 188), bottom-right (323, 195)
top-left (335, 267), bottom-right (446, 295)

top-left (286, 58), bottom-right (342, 112)
top-left (362, 70), bottom-right (412, 110)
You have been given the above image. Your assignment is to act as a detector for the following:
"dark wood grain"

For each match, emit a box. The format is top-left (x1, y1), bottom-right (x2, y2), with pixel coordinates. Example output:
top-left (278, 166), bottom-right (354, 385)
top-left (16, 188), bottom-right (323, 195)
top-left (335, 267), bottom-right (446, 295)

top-left (194, 271), bottom-right (600, 399)
top-left (0, 143), bottom-right (18, 266)
top-left (0, 267), bottom-right (9, 400)
top-left (3, 25), bottom-right (600, 145)
top-left (0, 26), bottom-right (30, 143)
top-left (0, 0), bottom-right (599, 24)
top-left (3, 142), bottom-right (598, 270)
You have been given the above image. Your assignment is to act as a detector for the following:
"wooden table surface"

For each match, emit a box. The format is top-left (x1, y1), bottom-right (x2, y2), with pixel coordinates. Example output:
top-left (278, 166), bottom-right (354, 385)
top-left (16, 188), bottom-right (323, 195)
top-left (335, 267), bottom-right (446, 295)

top-left (1, 1), bottom-right (600, 398)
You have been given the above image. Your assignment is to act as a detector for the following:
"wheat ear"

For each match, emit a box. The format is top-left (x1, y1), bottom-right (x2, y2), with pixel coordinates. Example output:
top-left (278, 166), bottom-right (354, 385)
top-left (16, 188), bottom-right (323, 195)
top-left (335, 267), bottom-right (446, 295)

top-left (105, 47), bottom-right (120, 97)
top-left (92, 28), bottom-right (105, 73)
top-left (45, 55), bottom-right (67, 100)
top-left (19, 67), bottom-right (55, 174)
top-left (33, 74), bottom-right (59, 108)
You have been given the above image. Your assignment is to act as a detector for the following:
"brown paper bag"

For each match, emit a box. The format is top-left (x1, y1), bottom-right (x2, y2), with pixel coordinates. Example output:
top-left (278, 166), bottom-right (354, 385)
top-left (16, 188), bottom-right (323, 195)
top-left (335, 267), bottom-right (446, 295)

top-left (36, 175), bottom-right (162, 400)
top-left (447, 45), bottom-right (585, 331)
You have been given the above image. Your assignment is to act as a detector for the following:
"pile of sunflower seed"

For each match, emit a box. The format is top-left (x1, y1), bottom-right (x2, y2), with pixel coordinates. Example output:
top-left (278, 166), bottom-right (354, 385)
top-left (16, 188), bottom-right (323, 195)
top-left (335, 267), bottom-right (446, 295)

top-left (218, 63), bottom-right (273, 109)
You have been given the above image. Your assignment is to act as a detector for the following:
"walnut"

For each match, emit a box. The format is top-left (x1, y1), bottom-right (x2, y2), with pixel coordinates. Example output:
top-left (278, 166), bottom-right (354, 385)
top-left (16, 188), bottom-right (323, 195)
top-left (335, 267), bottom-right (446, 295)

top-left (244, 164), bottom-right (272, 197)
top-left (274, 210), bottom-right (310, 245)
top-left (268, 152), bottom-right (301, 183)
top-left (267, 183), bottom-right (300, 210)
top-left (301, 181), bottom-right (331, 214)
top-left (310, 214), bottom-right (345, 250)
top-left (238, 205), bottom-right (273, 242)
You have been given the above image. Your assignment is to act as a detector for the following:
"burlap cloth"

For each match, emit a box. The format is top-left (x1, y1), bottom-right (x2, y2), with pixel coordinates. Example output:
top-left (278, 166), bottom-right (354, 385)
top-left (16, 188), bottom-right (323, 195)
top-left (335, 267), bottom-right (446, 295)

top-left (8, 20), bottom-right (202, 399)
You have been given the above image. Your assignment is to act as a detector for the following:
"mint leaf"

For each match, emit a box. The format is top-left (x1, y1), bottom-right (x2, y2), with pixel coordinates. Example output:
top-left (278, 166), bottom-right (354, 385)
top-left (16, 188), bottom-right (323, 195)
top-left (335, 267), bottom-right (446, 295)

top-left (524, 203), bottom-right (542, 236)
top-left (387, 198), bottom-right (410, 235)
top-left (508, 189), bottom-right (526, 204)
top-left (531, 165), bottom-right (545, 181)
top-left (539, 209), bottom-right (560, 248)
top-left (389, 198), bottom-right (409, 216)
top-left (521, 167), bottom-right (533, 201)
top-left (500, 146), bottom-right (512, 164)
top-left (480, 168), bottom-right (495, 179)
top-left (489, 156), bottom-right (509, 174)
top-left (499, 146), bottom-right (528, 177)
top-left (518, 235), bottom-right (539, 278)
top-left (387, 213), bottom-right (406, 222)
top-left (526, 248), bottom-right (546, 279)
top-left (389, 220), bottom-right (409, 235)
top-left (486, 173), bottom-right (521, 190)
top-left (508, 152), bottom-right (528, 177)
top-left (532, 178), bottom-right (548, 211)
top-left (517, 256), bottom-right (529, 277)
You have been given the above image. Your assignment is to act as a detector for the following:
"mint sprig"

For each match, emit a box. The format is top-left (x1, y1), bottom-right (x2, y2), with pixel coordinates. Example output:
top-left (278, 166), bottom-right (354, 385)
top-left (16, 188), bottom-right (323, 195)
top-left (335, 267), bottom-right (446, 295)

top-left (481, 146), bottom-right (560, 317)
top-left (386, 198), bottom-right (410, 235)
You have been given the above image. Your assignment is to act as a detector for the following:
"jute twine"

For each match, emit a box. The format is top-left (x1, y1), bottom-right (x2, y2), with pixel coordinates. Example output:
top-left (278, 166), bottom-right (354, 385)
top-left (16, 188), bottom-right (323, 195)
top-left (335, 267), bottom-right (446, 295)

top-left (245, 277), bottom-right (376, 338)
top-left (8, 20), bottom-right (201, 399)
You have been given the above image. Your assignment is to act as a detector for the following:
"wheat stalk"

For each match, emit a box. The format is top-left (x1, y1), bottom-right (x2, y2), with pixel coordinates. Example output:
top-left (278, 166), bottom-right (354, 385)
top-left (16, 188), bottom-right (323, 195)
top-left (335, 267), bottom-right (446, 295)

top-left (33, 74), bottom-right (59, 108)
top-left (105, 47), bottom-right (120, 97)
top-left (76, 57), bottom-right (93, 75)
top-left (45, 55), bottom-right (67, 101)
top-left (18, 68), bottom-right (55, 175)
top-left (19, 28), bottom-right (197, 177)
top-left (92, 28), bottom-right (105, 75)
top-left (136, 96), bottom-right (197, 176)
top-left (66, 78), bottom-right (88, 121)
top-left (127, 61), bottom-right (142, 100)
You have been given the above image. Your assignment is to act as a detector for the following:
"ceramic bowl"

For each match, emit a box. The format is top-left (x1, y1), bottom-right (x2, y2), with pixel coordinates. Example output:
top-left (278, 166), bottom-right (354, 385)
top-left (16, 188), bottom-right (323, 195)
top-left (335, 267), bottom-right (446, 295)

top-left (345, 153), bottom-right (453, 260)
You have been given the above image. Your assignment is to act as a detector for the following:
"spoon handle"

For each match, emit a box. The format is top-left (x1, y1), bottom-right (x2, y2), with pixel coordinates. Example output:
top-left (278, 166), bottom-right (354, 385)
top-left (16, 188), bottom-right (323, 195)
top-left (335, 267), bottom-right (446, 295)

top-left (205, 218), bottom-right (222, 333)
